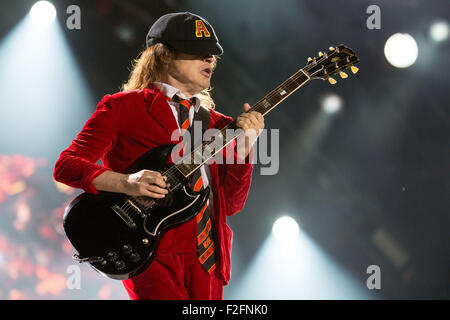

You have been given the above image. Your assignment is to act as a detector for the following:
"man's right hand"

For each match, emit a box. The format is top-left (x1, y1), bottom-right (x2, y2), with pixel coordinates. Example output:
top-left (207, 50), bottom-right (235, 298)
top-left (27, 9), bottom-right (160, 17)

top-left (122, 169), bottom-right (169, 198)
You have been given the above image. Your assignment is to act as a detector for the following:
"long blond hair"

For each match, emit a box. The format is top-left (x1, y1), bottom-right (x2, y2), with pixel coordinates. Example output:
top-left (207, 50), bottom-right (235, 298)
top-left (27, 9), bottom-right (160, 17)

top-left (121, 43), bottom-right (217, 109)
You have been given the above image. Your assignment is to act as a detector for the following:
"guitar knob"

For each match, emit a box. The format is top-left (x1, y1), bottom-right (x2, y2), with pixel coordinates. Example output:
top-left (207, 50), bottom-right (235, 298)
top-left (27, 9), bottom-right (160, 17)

top-left (129, 253), bottom-right (141, 263)
top-left (106, 251), bottom-right (118, 261)
top-left (122, 244), bottom-right (132, 255)
top-left (114, 260), bottom-right (126, 271)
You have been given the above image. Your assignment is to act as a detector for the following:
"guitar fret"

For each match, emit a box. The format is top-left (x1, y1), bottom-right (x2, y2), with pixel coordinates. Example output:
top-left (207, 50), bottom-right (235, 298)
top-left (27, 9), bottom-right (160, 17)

top-left (261, 99), bottom-right (271, 109)
top-left (285, 77), bottom-right (299, 90)
top-left (174, 164), bottom-right (188, 177)
top-left (176, 163), bottom-right (195, 176)
top-left (277, 88), bottom-right (288, 96)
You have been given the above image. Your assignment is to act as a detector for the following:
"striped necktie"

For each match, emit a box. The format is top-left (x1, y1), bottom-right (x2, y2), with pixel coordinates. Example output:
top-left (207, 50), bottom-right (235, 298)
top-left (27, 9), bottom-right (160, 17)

top-left (169, 95), bottom-right (193, 134)
top-left (168, 94), bottom-right (217, 274)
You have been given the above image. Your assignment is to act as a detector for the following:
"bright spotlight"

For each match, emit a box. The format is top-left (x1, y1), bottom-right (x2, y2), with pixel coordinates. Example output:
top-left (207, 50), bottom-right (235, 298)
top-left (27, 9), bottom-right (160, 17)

top-left (272, 216), bottom-right (299, 243)
top-left (430, 21), bottom-right (449, 42)
top-left (321, 93), bottom-right (343, 114)
top-left (384, 33), bottom-right (418, 68)
top-left (30, 1), bottom-right (56, 27)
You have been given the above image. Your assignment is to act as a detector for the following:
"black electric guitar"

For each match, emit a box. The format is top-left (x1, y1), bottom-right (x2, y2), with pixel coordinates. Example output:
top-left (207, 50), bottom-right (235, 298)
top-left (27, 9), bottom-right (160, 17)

top-left (63, 44), bottom-right (360, 280)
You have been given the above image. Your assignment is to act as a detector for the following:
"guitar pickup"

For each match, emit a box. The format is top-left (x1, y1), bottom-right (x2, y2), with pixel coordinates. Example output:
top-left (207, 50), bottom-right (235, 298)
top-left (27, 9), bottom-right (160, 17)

top-left (112, 205), bottom-right (137, 229)
top-left (126, 199), bottom-right (147, 218)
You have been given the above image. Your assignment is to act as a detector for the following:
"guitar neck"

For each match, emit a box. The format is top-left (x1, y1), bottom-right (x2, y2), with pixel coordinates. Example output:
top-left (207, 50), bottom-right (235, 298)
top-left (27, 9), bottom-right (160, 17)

top-left (247, 68), bottom-right (310, 116)
top-left (174, 68), bottom-right (311, 178)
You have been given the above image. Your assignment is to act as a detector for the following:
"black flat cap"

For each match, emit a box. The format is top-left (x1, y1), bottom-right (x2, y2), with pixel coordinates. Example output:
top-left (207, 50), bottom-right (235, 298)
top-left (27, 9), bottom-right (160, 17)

top-left (146, 12), bottom-right (223, 56)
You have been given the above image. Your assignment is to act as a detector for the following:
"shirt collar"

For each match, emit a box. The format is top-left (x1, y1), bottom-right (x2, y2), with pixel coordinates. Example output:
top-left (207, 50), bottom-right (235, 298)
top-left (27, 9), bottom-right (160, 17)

top-left (153, 82), bottom-right (202, 112)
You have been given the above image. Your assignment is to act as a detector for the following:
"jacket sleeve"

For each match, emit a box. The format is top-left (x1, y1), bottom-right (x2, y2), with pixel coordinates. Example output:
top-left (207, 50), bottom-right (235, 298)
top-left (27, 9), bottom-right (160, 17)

top-left (213, 113), bottom-right (254, 217)
top-left (218, 144), bottom-right (254, 216)
top-left (53, 95), bottom-right (117, 194)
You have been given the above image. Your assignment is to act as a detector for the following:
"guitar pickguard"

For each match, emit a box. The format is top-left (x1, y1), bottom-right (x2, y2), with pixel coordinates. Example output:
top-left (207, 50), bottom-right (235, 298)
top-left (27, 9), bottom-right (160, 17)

top-left (143, 185), bottom-right (201, 236)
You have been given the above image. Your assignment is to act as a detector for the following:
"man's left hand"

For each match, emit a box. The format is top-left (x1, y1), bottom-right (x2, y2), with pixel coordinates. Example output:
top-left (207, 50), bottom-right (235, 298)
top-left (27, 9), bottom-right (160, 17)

top-left (235, 103), bottom-right (265, 159)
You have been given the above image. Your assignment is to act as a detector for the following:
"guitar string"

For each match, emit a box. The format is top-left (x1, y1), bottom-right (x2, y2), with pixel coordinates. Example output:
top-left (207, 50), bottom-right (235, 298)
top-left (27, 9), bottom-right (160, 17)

top-left (177, 52), bottom-right (356, 177)
top-left (124, 50), bottom-right (353, 211)
top-left (125, 54), bottom-right (346, 211)
top-left (123, 63), bottom-right (318, 211)
top-left (170, 56), bottom-right (332, 176)
top-left (125, 52), bottom-right (345, 211)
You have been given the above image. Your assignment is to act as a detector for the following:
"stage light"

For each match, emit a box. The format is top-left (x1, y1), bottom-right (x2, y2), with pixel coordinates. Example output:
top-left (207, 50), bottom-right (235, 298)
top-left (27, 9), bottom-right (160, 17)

top-left (227, 231), bottom-right (373, 299)
top-left (114, 24), bottom-right (135, 45)
top-left (384, 33), bottom-right (418, 68)
top-left (29, 1), bottom-right (56, 27)
top-left (430, 21), bottom-right (449, 42)
top-left (272, 216), bottom-right (299, 243)
top-left (321, 93), bottom-right (343, 114)
top-left (0, 11), bottom-right (95, 159)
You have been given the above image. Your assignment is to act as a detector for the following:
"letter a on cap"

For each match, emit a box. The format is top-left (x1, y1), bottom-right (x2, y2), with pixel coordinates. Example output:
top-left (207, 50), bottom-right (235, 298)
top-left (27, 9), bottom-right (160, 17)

top-left (195, 20), bottom-right (211, 38)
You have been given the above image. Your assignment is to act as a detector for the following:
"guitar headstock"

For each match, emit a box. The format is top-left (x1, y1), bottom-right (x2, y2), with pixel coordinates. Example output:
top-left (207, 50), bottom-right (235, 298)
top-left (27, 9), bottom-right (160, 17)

top-left (304, 44), bottom-right (360, 84)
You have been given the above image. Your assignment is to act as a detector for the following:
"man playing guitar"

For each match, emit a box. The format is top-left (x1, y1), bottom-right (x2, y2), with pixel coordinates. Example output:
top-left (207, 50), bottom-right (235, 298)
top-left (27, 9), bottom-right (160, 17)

top-left (54, 12), bottom-right (264, 300)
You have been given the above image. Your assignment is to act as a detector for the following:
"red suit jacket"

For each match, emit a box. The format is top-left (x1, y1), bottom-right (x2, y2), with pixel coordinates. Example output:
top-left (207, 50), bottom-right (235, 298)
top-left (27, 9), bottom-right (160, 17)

top-left (53, 85), bottom-right (253, 285)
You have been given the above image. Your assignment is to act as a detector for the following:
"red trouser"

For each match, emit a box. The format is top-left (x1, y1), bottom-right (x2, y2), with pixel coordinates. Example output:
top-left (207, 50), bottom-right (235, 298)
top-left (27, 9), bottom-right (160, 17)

top-left (122, 216), bottom-right (223, 300)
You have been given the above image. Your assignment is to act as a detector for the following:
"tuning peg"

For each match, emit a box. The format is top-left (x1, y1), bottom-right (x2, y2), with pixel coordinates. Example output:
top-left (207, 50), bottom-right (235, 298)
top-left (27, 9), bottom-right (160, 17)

top-left (328, 77), bottom-right (337, 85)
top-left (350, 66), bottom-right (359, 74)
top-left (318, 51), bottom-right (324, 57)
top-left (339, 71), bottom-right (348, 79)
top-left (307, 57), bottom-right (313, 62)
top-left (329, 46), bottom-right (335, 51)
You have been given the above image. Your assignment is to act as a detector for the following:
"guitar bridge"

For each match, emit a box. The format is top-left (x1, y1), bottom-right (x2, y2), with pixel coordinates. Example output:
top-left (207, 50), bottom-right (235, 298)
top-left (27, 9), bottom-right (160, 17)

top-left (112, 205), bottom-right (137, 229)
top-left (73, 253), bottom-right (104, 264)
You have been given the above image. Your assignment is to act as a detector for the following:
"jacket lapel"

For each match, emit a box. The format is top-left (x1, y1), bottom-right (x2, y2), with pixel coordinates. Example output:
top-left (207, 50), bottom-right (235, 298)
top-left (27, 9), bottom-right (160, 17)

top-left (144, 85), bottom-right (180, 140)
